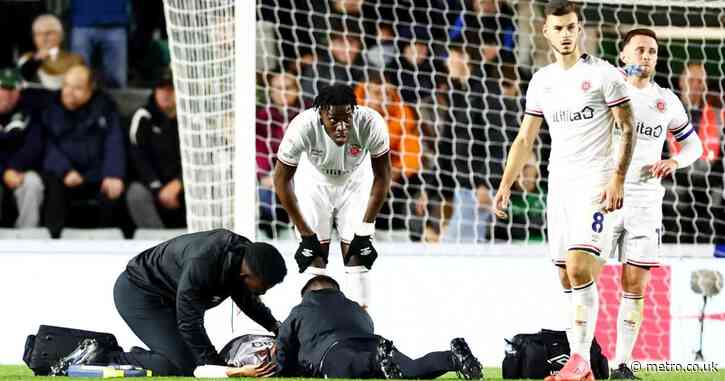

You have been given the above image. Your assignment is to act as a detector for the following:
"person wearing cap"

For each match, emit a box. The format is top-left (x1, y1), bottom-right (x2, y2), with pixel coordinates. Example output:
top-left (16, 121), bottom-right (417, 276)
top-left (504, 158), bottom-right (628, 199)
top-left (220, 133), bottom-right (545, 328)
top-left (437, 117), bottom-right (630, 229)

top-left (0, 68), bottom-right (44, 228)
top-left (126, 67), bottom-right (184, 228)
top-left (41, 64), bottom-right (126, 238)
top-left (108, 228), bottom-right (287, 376)
top-left (17, 14), bottom-right (84, 90)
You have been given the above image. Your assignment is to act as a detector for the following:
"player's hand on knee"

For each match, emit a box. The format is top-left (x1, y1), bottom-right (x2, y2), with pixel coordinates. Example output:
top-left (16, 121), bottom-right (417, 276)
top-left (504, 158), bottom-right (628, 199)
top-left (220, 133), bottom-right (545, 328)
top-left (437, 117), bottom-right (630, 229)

top-left (294, 234), bottom-right (326, 273)
top-left (347, 223), bottom-right (378, 269)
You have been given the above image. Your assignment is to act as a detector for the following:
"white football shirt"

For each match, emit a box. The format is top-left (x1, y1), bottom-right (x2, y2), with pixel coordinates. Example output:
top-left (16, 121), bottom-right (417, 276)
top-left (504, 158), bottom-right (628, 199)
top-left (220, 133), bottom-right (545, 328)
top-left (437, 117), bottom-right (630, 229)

top-left (277, 106), bottom-right (390, 185)
top-left (525, 54), bottom-right (630, 183)
top-left (613, 81), bottom-right (693, 205)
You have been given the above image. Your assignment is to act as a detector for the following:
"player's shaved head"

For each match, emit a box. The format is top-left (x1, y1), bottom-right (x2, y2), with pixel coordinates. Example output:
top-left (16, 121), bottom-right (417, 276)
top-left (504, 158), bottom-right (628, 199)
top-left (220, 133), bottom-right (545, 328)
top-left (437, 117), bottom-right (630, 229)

top-left (301, 275), bottom-right (341, 297)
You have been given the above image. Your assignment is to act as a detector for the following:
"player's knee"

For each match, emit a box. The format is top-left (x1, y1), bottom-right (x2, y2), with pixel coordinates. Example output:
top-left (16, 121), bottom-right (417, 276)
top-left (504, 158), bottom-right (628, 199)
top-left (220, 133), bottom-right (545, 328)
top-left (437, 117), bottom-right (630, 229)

top-left (566, 261), bottom-right (593, 285)
top-left (344, 253), bottom-right (376, 269)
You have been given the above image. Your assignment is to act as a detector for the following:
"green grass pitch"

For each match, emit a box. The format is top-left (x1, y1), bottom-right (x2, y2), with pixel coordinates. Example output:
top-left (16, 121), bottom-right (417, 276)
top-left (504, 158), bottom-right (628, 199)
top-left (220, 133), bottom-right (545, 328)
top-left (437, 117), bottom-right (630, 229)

top-left (1, 365), bottom-right (723, 381)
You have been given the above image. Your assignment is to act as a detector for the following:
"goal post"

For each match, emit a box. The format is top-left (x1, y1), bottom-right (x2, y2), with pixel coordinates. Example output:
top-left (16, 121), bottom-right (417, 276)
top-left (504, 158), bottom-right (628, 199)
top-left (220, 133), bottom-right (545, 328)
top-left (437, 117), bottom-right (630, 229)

top-left (162, 0), bottom-right (257, 237)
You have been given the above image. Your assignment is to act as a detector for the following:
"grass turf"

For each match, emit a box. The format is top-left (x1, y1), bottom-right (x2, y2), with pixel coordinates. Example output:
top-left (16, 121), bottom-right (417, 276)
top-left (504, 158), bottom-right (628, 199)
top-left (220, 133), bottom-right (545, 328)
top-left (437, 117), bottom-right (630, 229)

top-left (2, 365), bottom-right (724, 381)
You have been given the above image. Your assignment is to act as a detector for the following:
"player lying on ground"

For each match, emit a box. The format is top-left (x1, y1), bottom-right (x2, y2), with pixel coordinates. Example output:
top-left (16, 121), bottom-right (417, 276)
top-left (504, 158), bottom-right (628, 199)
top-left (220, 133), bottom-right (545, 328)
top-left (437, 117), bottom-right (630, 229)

top-left (493, 1), bottom-right (636, 380)
top-left (274, 84), bottom-right (392, 309)
top-left (195, 275), bottom-right (483, 379)
top-left (53, 229), bottom-right (288, 376)
top-left (606, 28), bottom-right (703, 380)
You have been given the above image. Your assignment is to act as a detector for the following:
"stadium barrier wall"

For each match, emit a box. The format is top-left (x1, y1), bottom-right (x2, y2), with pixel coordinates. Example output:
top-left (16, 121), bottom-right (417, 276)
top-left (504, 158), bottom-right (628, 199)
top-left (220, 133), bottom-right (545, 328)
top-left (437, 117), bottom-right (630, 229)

top-left (0, 240), bottom-right (723, 366)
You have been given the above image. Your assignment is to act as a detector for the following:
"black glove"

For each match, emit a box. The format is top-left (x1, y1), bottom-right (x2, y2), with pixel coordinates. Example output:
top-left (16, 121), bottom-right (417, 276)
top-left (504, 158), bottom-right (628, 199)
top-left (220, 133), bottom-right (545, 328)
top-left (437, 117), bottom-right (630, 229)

top-left (345, 234), bottom-right (378, 269)
top-left (294, 234), bottom-right (326, 273)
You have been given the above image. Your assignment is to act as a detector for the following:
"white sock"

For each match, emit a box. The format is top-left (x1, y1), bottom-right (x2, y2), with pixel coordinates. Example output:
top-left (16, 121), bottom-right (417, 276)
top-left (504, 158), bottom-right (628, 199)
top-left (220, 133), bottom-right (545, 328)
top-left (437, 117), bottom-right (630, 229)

top-left (570, 281), bottom-right (599, 363)
top-left (304, 266), bottom-right (327, 276)
top-left (614, 293), bottom-right (644, 367)
top-left (563, 288), bottom-right (574, 348)
top-left (345, 266), bottom-right (371, 308)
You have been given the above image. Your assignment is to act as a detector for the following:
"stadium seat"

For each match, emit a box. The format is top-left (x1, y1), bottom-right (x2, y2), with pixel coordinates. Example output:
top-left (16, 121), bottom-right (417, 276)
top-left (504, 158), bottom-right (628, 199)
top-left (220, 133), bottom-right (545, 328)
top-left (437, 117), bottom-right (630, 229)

top-left (0, 228), bottom-right (52, 239)
top-left (60, 228), bottom-right (125, 240)
top-left (133, 228), bottom-right (188, 241)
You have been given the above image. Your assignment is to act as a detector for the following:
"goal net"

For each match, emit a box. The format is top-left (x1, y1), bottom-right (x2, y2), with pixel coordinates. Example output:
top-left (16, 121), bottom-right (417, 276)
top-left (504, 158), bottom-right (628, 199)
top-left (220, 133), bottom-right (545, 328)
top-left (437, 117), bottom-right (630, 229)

top-left (160, 0), bottom-right (724, 361)
top-left (164, 0), bottom-right (724, 244)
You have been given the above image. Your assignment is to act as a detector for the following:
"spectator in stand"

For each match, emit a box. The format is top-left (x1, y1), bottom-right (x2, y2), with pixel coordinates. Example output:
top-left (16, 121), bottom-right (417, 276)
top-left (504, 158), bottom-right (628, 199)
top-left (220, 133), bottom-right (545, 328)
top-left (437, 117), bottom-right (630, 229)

top-left (665, 62), bottom-right (725, 242)
top-left (300, 28), bottom-right (365, 103)
top-left (256, 72), bottom-right (305, 237)
top-left (354, 70), bottom-right (422, 230)
top-left (0, 0), bottom-right (45, 68)
top-left (365, 23), bottom-right (396, 70)
top-left (42, 65), bottom-right (125, 238)
top-left (129, 0), bottom-right (167, 83)
top-left (18, 15), bottom-right (85, 90)
top-left (450, 0), bottom-right (517, 79)
top-left (126, 68), bottom-right (185, 229)
top-left (0, 68), bottom-right (44, 228)
top-left (413, 46), bottom-right (503, 243)
top-left (384, 28), bottom-right (439, 105)
top-left (69, 0), bottom-right (129, 88)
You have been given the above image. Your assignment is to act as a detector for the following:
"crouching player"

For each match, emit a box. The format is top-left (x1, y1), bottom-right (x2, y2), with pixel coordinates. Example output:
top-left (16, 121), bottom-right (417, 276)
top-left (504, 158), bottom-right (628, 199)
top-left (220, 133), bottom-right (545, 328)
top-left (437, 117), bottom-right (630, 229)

top-left (274, 84), bottom-right (392, 309)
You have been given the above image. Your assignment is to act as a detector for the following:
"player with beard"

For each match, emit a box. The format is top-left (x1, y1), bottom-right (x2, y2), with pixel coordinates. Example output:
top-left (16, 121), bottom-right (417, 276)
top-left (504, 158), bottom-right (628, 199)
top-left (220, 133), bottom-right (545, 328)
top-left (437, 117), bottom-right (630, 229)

top-left (274, 84), bottom-right (391, 310)
top-left (493, 1), bottom-right (636, 380)
top-left (607, 28), bottom-right (703, 379)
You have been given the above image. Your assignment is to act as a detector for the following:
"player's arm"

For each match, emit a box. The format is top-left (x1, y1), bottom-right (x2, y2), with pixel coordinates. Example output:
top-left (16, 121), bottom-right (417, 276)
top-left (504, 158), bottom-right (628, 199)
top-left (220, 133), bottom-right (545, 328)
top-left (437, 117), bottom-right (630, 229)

top-left (274, 161), bottom-right (325, 273)
top-left (604, 101), bottom-right (636, 211)
top-left (363, 151), bottom-right (392, 223)
top-left (493, 114), bottom-right (543, 218)
top-left (345, 151), bottom-right (391, 269)
top-left (650, 96), bottom-right (703, 178)
top-left (273, 161), bottom-right (313, 236)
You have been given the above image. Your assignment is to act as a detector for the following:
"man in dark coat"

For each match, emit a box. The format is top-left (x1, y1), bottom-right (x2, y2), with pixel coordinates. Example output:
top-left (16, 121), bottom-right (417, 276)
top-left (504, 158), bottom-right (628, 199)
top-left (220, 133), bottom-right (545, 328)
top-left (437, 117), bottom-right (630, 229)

top-left (41, 64), bottom-right (125, 238)
top-left (0, 68), bottom-right (44, 227)
top-left (126, 67), bottom-right (184, 228)
top-left (275, 275), bottom-right (483, 379)
top-left (109, 229), bottom-right (287, 376)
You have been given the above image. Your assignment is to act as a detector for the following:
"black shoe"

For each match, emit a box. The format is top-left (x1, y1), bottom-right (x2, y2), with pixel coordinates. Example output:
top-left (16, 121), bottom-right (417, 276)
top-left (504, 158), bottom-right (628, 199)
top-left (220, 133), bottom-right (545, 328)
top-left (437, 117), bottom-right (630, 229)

top-left (450, 338), bottom-right (483, 380)
top-left (610, 363), bottom-right (640, 379)
top-left (50, 339), bottom-right (106, 376)
top-left (375, 337), bottom-right (403, 379)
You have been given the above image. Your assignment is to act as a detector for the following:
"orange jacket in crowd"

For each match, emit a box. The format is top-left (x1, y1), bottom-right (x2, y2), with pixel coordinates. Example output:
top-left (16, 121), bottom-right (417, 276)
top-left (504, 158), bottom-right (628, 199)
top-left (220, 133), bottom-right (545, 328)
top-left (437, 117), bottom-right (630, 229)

top-left (668, 102), bottom-right (724, 161)
top-left (354, 82), bottom-right (422, 177)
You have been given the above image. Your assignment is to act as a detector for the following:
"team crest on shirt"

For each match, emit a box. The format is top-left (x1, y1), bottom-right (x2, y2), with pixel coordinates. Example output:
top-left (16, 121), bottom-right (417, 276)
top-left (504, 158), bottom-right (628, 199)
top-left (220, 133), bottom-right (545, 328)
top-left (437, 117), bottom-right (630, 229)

top-left (655, 99), bottom-right (666, 113)
top-left (581, 80), bottom-right (591, 92)
top-left (349, 144), bottom-right (362, 157)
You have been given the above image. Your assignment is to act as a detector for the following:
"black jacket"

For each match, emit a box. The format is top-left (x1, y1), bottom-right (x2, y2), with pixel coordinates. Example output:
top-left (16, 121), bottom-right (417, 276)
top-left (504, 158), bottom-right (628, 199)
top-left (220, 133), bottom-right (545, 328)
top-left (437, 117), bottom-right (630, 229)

top-left (128, 95), bottom-right (181, 193)
top-left (125, 229), bottom-right (278, 366)
top-left (41, 91), bottom-right (125, 182)
top-left (276, 289), bottom-right (374, 376)
top-left (0, 91), bottom-right (44, 174)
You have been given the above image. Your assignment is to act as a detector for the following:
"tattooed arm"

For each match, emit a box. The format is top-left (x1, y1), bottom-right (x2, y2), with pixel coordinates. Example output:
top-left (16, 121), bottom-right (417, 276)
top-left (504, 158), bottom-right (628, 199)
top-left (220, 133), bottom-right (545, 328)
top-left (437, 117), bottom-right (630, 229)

top-left (603, 101), bottom-right (636, 212)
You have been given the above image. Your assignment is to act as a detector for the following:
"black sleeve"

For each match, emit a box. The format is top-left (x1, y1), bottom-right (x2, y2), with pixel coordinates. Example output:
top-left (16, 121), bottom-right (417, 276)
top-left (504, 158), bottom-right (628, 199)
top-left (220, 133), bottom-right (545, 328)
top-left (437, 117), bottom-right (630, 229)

top-left (274, 309), bottom-right (300, 376)
top-left (230, 288), bottom-right (279, 333)
top-left (129, 109), bottom-right (162, 191)
top-left (176, 258), bottom-right (226, 366)
top-left (18, 56), bottom-right (42, 81)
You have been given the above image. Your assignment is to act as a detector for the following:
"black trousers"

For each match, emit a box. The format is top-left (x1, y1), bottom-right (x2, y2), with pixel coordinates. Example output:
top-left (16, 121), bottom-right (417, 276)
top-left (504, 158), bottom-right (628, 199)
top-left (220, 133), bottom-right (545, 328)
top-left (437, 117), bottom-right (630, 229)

top-left (43, 175), bottom-right (122, 238)
top-left (321, 338), bottom-right (453, 379)
top-left (111, 271), bottom-right (196, 376)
